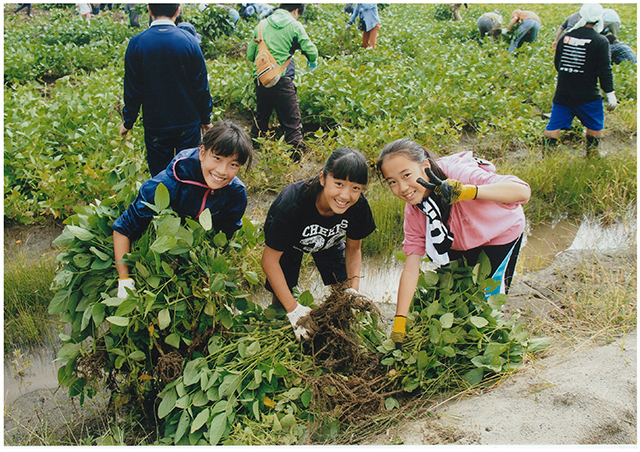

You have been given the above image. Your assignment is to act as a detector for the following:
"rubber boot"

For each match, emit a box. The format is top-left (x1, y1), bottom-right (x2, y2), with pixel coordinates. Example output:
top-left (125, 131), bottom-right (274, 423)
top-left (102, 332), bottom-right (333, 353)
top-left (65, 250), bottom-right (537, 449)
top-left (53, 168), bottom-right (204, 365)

top-left (586, 135), bottom-right (601, 159)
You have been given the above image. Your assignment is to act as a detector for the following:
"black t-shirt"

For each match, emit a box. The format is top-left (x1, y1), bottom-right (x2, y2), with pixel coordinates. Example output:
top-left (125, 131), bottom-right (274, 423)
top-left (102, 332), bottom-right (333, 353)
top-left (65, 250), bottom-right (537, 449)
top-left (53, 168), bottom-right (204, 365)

top-left (553, 26), bottom-right (614, 106)
top-left (264, 180), bottom-right (377, 254)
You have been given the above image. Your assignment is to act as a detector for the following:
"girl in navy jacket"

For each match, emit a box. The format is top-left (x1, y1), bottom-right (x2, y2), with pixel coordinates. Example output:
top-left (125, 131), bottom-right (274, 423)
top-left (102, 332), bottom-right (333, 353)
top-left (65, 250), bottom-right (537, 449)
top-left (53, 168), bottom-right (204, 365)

top-left (113, 120), bottom-right (254, 298)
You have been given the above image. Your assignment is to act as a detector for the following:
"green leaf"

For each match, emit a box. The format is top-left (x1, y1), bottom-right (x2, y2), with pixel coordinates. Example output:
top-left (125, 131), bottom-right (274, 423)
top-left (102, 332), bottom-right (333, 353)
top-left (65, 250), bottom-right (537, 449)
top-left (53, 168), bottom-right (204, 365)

top-left (244, 270), bottom-right (259, 285)
top-left (115, 297), bottom-right (138, 316)
top-left (301, 389), bottom-right (312, 408)
top-left (193, 390), bottom-right (209, 407)
top-left (91, 302), bottom-right (106, 326)
top-left (56, 343), bottom-right (80, 361)
top-left (470, 316), bottom-right (488, 328)
top-left (191, 408), bottom-right (210, 433)
top-left (81, 305), bottom-right (93, 331)
top-left (282, 387), bottom-right (304, 401)
top-left (208, 412), bottom-right (227, 445)
top-left (440, 312), bottom-right (454, 329)
top-left (199, 208), bottom-right (212, 231)
top-left (213, 231), bottom-right (227, 248)
top-left (218, 373), bottom-right (241, 397)
top-left (89, 246), bottom-right (110, 261)
top-left (66, 225), bottom-right (95, 241)
top-left (245, 341), bottom-right (261, 357)
top-left (184, 358), bottom-right (205, 386)
top-left (384, 397), bottom-right (399, 410)
top-left (421, 270), bottom-right (439, 287)
top-left (129, 350), bottom-right (146, 361)
top-left (488, 293), bottom-right (507, 310)
top-left (174, 409), bottom-right (191, 445)
top-left (166, 333), bottom-right (181, 349)
top-left (280, 413), bottom-right (296, 431)
top-left (157, 215), bottom-right (181, 238)
top-left (106, 316), bottom-right (129, 327)
top-left (155, 183), bottom-right (170, 212)
top-left (150, 235), bottom-right (178, 254)
top-left (158, 308), bottom-right (171, 330)
top-left (417, 350), bottom-right (430, 370)
top-left (73, 253), bottom-right (92, 268)
top-left (381, 339), bottom-right (396, 352)
top-left (426, 301), bottom-right (440, 319)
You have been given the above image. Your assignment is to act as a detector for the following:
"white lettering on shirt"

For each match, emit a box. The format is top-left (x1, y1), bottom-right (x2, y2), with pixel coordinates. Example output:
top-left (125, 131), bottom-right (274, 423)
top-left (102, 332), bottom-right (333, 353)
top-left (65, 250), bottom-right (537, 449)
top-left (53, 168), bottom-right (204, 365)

top-left (298, 219), bottom-right (349, 253)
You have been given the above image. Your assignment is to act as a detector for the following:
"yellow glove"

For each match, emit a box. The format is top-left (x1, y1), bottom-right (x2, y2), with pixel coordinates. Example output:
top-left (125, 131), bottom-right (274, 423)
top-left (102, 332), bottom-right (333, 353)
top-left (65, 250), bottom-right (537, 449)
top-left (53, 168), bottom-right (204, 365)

top-left (420, 167), bottom-right (478, 205)
top-left (390, 315), bottom-right (407, 349)
top-left (435, 179), bottom-right (478, 204)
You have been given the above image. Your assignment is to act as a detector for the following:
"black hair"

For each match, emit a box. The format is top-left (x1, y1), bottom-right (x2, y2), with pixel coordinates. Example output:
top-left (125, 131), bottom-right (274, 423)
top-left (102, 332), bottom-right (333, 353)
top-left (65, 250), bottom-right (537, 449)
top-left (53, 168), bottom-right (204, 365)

top-left (376, 138), bottom-right (451, 220)
top-left (201, 120), bottom-right (254, 169)
top-left (148, 4), bottom-right (180, 18)
top-left (306, 147), bottom-right (369, 195)
top-left (280, 3), bottom-right (305, 16)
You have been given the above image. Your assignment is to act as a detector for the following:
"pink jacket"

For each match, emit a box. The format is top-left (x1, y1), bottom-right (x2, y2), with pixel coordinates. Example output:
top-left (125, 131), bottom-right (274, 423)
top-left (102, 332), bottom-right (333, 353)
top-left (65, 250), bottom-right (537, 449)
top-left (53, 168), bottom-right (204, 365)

top-left (403, 151), bottom-right (529, 256)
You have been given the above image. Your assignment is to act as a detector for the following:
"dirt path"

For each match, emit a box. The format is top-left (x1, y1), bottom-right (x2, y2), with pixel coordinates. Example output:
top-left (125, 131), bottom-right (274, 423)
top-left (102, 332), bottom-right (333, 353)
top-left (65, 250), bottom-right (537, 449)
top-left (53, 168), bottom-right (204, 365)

top-left (364, 331), bottom-right (636, 445)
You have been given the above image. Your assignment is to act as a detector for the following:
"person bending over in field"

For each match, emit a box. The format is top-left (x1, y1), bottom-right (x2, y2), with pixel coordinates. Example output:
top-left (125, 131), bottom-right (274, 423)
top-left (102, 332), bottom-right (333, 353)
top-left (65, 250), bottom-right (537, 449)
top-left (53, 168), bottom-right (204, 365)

top-left (261, 147), bottom-right (377, 341)
top-left (377, 139), bottom-right (530, 349)
top-left (113, 120), bottom-right (254, 298)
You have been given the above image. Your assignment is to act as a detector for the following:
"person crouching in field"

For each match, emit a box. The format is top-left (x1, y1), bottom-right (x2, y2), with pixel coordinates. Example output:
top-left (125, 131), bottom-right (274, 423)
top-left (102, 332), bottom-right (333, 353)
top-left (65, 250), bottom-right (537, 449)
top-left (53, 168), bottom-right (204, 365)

top-left (261, 148), bottom-right (377, 342)
top-left (377, 139), bottom-right (530, 349)
top-left (113, 121), bottom-right (254, 298)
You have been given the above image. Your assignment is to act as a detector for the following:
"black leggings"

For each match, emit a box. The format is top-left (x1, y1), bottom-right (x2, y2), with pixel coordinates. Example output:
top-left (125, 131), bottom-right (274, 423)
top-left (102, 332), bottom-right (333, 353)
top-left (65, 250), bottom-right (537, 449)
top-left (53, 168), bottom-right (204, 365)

top-left (448, 234), bottom-right (523, 295)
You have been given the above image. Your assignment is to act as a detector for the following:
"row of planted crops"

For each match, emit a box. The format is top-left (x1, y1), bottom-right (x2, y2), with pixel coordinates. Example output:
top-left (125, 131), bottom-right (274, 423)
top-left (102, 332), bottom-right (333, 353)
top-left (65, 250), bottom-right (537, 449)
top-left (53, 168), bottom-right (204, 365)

top-left (4, 3), bottom-right (637, 445)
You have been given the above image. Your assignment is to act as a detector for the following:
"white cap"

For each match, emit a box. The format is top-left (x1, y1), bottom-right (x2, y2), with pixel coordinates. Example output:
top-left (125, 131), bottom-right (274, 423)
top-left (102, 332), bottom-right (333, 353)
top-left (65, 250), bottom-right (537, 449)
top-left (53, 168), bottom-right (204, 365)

top-left (568, 3), bottom-right (604, 33)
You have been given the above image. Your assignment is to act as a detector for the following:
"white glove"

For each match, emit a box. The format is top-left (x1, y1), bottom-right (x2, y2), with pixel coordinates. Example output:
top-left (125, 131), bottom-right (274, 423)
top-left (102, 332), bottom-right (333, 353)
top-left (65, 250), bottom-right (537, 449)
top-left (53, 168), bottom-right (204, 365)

top-left (605, 91), bottom-right (617, 111)
top-left (501, 28), bottom-right (509, 35)
top-left (117, 278), bottom-right (136, 299)
top-left (286, 303), bottom-right (318, 341)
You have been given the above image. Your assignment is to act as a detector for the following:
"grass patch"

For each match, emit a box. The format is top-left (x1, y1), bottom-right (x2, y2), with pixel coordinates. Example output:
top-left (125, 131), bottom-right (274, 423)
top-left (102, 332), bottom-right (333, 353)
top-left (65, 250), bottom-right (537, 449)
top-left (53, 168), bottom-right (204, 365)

top-left (362, 182), bottom-right (405, 257)
top-left (503, 146), bottom-right (637, 229)
top-left (4, 250), bottom-right (58, 351)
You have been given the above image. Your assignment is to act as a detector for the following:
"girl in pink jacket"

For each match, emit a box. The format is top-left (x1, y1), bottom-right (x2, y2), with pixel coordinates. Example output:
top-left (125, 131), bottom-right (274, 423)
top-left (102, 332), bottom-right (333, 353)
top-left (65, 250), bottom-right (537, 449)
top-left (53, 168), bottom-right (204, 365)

top-left (377, 138), bottom-right (530, 348)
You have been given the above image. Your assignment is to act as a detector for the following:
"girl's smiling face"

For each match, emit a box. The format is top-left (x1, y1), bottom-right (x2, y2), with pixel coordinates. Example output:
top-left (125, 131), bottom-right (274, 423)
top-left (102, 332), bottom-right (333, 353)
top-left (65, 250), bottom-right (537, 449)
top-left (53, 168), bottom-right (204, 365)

top-left (199, 146), bottom-right (242, 190)
top-left (316, 172), bottom-right (364, 216)
top-left (380, 153), bottom-right (432, 205)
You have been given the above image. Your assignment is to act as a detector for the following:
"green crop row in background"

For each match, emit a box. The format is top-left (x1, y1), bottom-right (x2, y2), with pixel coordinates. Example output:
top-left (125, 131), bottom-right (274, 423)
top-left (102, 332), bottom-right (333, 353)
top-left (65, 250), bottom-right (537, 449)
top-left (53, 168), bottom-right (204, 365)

top-left (4, 3), bottom-right (637, 232)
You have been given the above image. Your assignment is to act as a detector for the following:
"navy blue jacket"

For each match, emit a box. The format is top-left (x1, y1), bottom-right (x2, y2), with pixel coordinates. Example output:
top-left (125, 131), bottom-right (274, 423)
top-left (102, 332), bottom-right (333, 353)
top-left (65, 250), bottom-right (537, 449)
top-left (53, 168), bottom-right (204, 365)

top-left (113, 147), bottom-right (247, 241)
top-left (122, 21), bottom-right (213, 132)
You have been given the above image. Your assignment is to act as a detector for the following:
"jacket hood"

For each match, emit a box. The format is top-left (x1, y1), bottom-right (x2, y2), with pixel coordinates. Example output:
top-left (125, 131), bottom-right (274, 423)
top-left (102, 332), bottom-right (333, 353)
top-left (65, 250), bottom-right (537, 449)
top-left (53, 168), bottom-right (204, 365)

top-left (266, 8), bottom-right (295, 30)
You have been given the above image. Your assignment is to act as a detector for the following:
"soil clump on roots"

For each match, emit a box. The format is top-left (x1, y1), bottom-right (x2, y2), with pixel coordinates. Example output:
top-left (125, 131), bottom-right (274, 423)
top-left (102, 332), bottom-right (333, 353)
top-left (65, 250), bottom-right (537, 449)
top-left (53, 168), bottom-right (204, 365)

top-left (304, 286), bottom-right (398, 425)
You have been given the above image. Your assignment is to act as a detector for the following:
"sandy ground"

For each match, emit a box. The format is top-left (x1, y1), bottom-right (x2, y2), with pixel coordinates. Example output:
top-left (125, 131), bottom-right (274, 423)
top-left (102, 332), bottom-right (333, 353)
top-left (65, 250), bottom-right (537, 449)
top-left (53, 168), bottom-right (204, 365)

top-left (364, 331), bottom-right (636, 446)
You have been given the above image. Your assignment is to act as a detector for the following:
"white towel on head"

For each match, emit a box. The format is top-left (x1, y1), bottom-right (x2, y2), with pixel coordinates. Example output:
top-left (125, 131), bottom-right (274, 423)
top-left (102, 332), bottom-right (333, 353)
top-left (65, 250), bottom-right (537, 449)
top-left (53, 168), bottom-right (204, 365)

top-left (569, 3), bottom-right (604, 33)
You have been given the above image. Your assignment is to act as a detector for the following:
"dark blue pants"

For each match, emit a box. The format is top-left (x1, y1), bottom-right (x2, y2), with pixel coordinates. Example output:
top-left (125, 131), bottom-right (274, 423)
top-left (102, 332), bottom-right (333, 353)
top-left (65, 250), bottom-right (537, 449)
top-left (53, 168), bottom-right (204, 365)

top-left (144, 124), bottom-right (201, 177)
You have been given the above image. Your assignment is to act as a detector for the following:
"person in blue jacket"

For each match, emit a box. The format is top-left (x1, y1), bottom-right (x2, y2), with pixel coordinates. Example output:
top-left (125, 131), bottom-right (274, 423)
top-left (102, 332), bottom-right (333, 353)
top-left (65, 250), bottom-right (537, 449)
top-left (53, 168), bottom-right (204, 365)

top-left (113, 121), bottom-right (254, 298)
top-left (346, 3), bottom-right (381, 50)
top-left (119, 3), bottom-right (213, 177)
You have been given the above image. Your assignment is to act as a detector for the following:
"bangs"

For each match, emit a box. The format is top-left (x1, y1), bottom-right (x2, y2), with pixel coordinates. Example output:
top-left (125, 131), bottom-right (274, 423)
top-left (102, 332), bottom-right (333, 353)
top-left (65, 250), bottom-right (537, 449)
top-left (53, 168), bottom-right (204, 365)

top-left (329, 152), bottom-right (369, 186)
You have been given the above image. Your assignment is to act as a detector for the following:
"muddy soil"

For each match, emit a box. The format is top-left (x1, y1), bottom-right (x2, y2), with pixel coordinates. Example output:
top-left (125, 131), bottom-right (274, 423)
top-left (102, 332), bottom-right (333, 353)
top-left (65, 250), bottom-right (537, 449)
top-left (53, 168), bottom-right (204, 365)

top-left (3, 222), bottom-right (637, 446)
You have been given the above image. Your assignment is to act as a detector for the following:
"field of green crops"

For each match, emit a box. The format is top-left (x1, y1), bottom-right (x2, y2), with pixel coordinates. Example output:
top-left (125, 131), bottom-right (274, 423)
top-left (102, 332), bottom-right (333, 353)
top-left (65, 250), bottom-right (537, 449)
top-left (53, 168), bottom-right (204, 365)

top-left (4, 3), bottom-right (637, 225)
top-left (3, 3), bottom-right (637, 446)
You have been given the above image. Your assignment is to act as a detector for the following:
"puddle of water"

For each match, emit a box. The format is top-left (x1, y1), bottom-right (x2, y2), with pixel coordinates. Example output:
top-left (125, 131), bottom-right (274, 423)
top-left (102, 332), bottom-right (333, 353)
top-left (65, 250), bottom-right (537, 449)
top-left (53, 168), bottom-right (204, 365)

top-left (4, 347), bottom-right (62, 406)
top-left (521, 214), bottom-right (637, 272)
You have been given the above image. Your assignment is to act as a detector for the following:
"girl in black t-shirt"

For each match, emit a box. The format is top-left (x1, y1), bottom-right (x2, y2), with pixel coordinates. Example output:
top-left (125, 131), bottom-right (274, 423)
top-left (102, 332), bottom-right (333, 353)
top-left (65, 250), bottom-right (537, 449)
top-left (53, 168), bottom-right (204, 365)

top-left (262, 147), bottom-right (377, 341)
